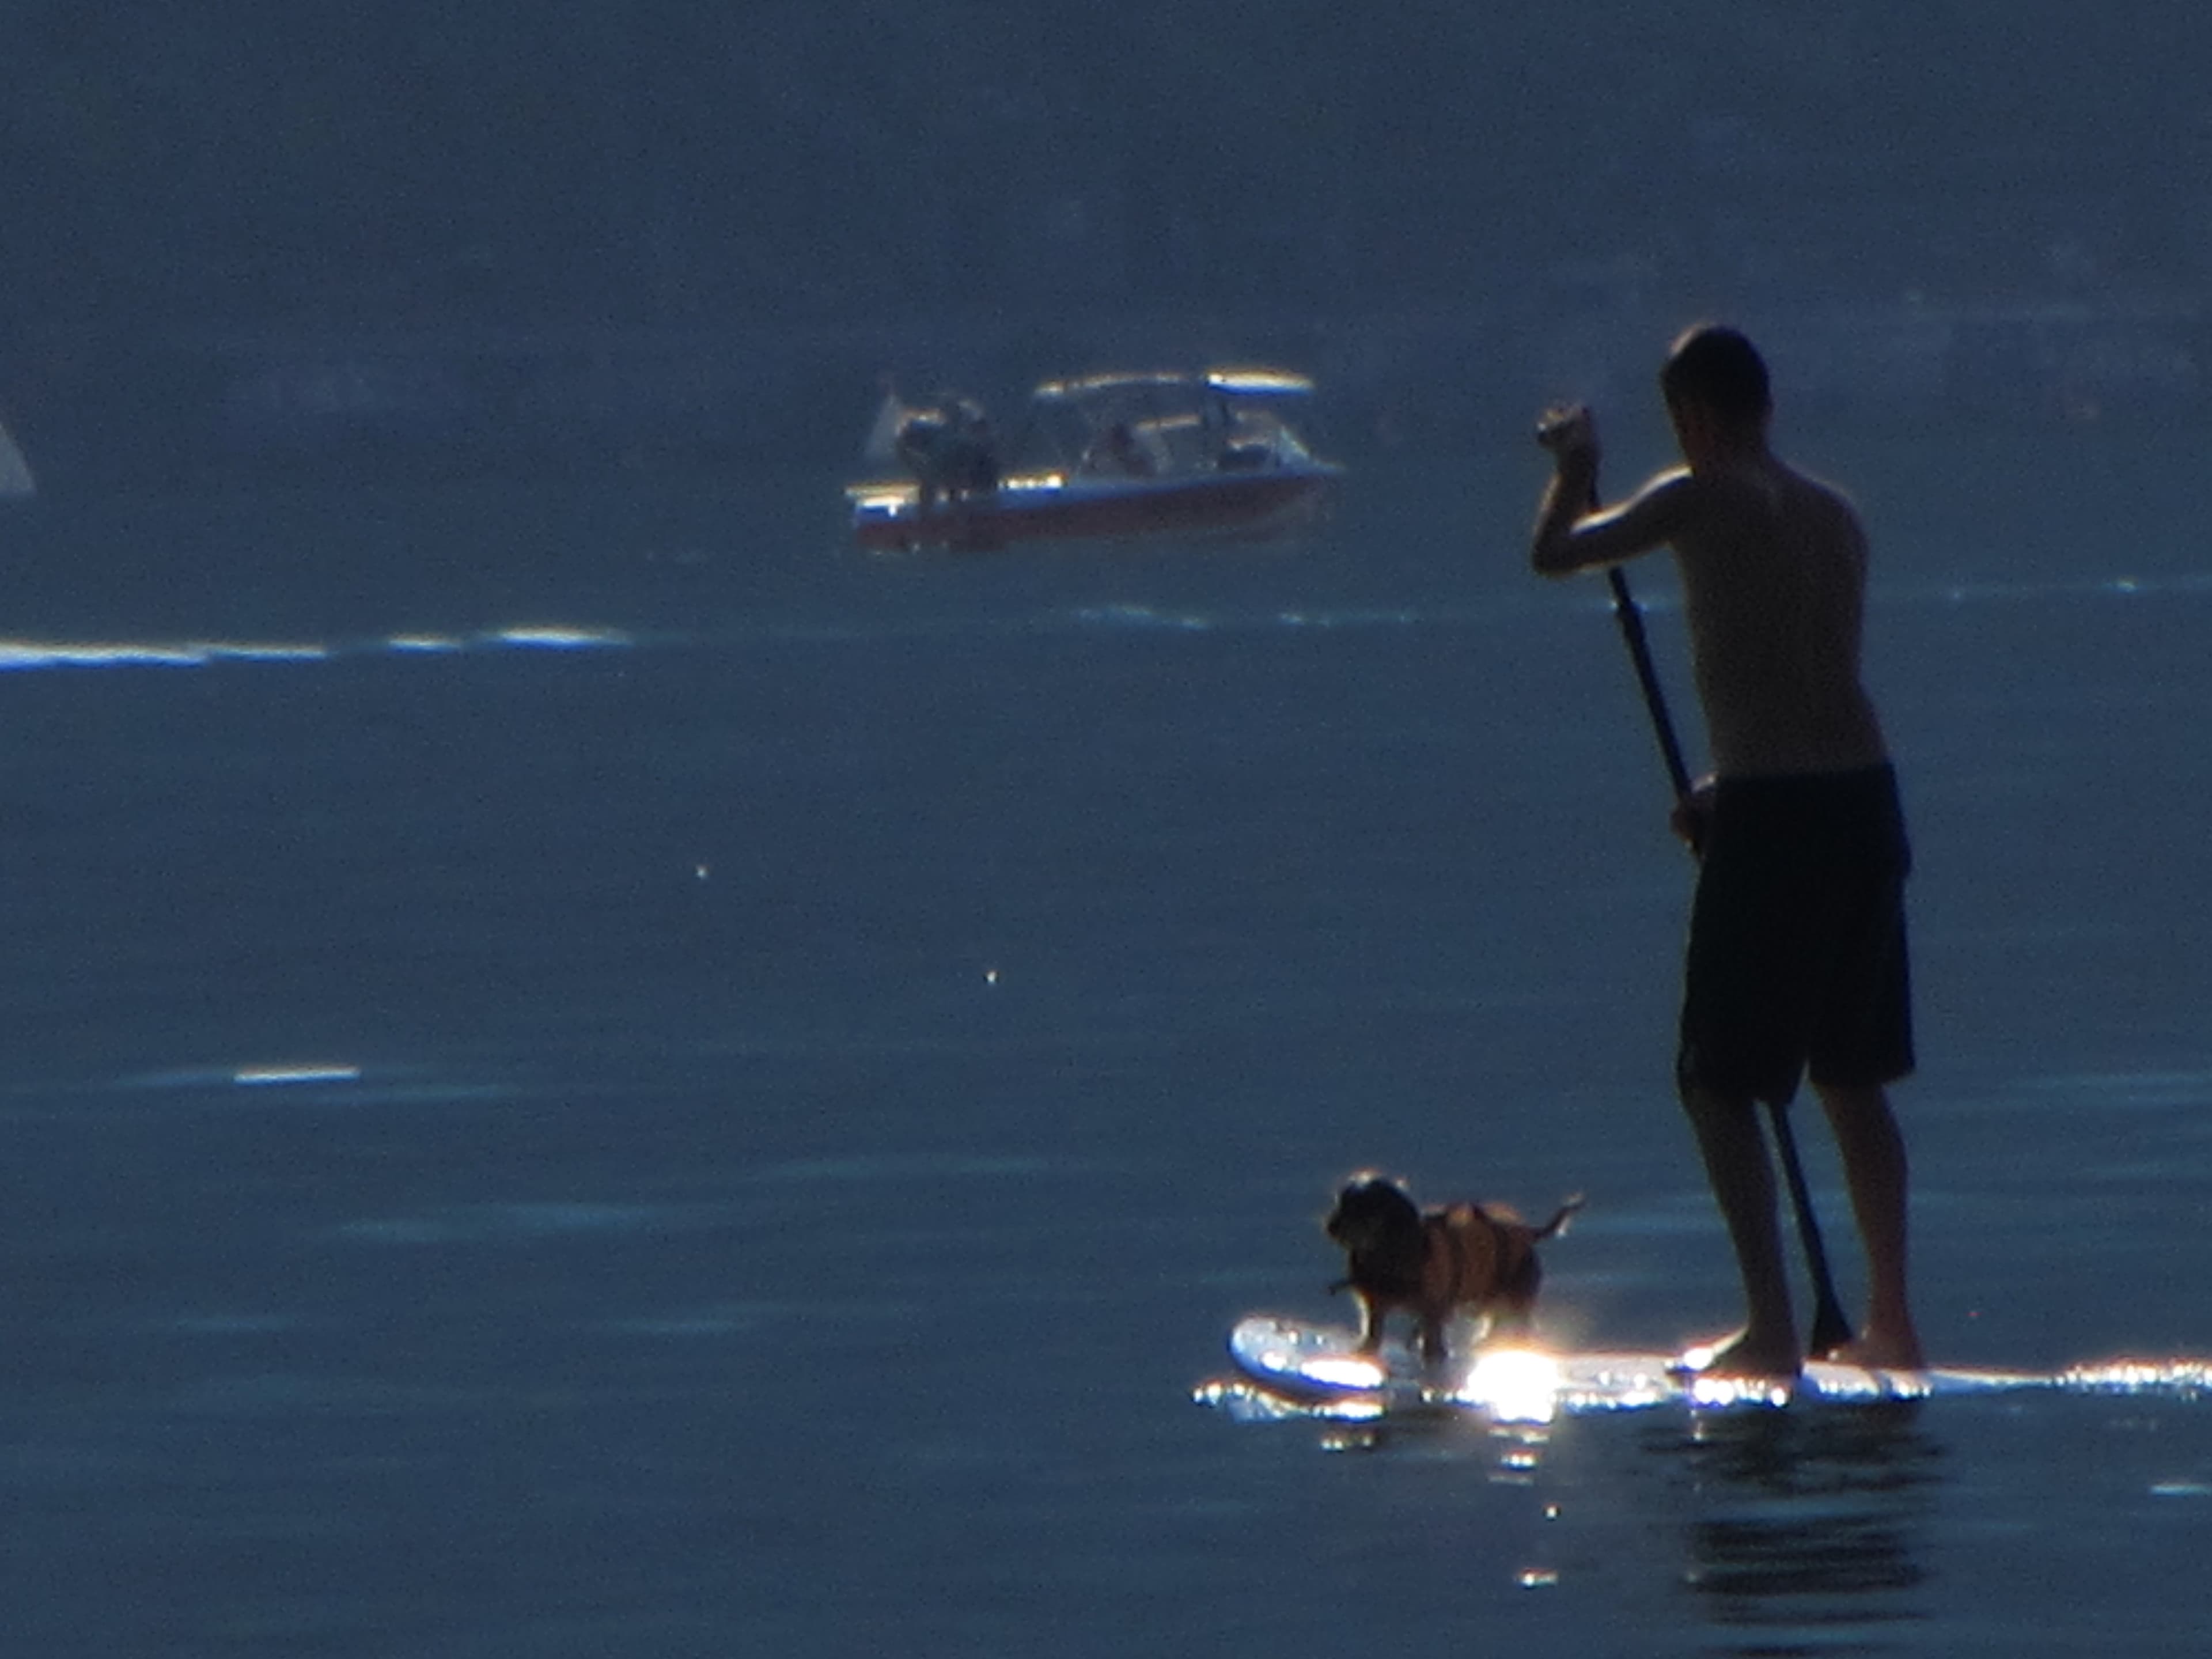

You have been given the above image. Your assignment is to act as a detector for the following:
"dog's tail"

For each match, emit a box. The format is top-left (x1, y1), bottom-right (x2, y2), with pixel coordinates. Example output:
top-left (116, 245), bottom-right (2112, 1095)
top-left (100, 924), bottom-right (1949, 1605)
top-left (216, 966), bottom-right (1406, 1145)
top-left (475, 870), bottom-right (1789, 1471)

top-left (1534, 1194), bottom-right (1586, 1240)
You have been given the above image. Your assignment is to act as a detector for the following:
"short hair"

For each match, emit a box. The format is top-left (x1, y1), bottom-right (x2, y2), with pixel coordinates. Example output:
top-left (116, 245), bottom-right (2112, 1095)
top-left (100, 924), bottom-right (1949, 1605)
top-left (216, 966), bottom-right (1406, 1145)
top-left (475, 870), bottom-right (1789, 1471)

top-left (1661, 325), bottom-right (1771, 426)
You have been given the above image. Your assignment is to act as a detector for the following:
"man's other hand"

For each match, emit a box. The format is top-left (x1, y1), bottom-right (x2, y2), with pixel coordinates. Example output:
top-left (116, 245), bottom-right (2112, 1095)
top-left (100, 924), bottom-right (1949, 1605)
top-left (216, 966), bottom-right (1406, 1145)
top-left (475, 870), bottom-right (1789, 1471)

top-left (1671, 775), bottom-right (1717, 855)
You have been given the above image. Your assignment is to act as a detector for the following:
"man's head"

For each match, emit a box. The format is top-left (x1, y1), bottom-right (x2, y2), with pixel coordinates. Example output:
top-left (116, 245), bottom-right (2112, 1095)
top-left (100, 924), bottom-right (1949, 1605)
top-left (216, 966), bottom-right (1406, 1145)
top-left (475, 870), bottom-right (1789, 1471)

top-left (1661, 325), bottom-right (1771, 460)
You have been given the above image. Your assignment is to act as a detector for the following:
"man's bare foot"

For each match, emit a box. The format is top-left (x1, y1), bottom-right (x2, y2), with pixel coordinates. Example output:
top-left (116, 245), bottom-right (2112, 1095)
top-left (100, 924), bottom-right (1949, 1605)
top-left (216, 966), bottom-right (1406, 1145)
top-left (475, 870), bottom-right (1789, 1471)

top-left (1820, 1325), bottom-right (1925, 1373)
top-left (1676, 1328), bottom-right (1802, 1381)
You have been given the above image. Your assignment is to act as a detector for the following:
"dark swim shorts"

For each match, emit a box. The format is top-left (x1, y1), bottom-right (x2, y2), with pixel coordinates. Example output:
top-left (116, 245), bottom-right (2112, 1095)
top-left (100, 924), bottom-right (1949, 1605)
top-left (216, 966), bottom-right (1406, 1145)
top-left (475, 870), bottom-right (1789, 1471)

top-left (1677, 763), bottom-right (1914, 1108)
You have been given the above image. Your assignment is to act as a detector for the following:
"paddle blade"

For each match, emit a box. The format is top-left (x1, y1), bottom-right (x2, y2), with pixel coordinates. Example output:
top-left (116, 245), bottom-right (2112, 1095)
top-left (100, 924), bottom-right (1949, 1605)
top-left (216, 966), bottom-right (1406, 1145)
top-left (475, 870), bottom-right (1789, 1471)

top-left (1808, 1298), bottom-right (1855, 1361)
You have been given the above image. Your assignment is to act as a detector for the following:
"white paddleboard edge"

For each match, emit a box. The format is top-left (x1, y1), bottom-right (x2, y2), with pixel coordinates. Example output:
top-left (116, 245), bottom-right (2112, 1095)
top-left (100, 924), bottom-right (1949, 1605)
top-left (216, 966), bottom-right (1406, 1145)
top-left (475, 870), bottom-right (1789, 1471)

top-left (1211, 1314), bottom-right (2202, 1421)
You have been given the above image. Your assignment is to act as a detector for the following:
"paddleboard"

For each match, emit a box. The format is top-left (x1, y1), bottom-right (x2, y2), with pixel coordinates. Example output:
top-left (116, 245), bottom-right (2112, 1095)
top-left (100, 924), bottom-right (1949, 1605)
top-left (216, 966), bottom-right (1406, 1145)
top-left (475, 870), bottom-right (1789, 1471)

top-left (1196, 1313), bottom-right (2211, 1423)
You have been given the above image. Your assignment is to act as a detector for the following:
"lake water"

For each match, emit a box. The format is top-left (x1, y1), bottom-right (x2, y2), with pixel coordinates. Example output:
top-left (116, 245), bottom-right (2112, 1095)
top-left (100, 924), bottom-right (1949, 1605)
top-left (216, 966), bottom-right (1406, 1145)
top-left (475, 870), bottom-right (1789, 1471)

top-left (1, 422), bottom-right (2207, 1655)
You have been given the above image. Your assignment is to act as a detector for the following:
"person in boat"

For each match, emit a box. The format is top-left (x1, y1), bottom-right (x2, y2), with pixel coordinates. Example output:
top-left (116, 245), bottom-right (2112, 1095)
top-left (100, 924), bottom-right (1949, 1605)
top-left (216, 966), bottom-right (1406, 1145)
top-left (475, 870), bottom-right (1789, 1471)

top-left (1214, 407), bottom-right (1280, 472)
top-left (1528, 324), bottom-right (1925, 1382)
top-left (895, 393), bottom-right (999, 506)
top-left (1082, 421), bottom-right (1158, 478)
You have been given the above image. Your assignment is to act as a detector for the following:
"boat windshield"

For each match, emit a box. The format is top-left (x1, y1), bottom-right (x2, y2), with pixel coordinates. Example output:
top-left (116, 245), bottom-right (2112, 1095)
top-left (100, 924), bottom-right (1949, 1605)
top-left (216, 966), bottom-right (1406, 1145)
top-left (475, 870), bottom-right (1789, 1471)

top-left (1022, 367), bottom-right (1320, 480)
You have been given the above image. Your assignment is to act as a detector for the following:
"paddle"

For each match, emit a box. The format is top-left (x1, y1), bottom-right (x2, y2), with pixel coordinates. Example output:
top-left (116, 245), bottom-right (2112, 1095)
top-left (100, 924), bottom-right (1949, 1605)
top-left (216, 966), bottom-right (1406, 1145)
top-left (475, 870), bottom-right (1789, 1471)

top-left (1571, 462), bottom-right (1855, 1360)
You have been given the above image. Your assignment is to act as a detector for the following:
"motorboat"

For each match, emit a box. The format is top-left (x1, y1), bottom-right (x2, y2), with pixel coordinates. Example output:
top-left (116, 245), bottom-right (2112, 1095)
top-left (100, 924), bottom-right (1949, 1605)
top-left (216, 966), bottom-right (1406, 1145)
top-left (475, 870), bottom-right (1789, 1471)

top-left (847, 368), bottom-right (1340, 552)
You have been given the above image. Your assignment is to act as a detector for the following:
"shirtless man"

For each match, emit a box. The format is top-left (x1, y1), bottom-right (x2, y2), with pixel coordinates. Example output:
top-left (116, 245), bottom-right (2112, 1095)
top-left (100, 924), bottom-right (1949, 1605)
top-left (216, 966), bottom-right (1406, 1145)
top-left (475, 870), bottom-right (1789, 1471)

top-left (1529, 324), bottom-right (1925, 1381)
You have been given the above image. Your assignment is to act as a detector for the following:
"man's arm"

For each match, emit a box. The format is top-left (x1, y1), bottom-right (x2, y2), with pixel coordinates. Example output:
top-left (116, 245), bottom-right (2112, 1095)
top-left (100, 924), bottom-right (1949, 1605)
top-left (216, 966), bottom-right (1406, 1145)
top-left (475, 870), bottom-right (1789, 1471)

top-left (1529, 406), bottom-right (1698, 577)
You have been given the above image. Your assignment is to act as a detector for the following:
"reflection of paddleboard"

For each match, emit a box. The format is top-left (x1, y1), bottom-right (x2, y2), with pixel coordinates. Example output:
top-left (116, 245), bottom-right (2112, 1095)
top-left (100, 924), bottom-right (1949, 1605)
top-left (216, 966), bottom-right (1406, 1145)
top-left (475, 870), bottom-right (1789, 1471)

top-left (1196, 1314), bottom-right (2212, 1423)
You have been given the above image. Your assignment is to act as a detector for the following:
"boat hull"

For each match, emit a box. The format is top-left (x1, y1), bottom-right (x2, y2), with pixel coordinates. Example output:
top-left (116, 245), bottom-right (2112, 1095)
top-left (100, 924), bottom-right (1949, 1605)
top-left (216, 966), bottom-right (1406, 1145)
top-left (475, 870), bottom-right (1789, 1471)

top-left (849, 465), bottom-right (1335, 553)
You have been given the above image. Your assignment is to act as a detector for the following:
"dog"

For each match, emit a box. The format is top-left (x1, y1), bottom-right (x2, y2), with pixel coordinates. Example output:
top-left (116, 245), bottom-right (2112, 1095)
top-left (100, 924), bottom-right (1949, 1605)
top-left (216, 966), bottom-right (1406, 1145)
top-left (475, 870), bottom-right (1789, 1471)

top-left (1325, 1172), bottom-right (1583, 1364)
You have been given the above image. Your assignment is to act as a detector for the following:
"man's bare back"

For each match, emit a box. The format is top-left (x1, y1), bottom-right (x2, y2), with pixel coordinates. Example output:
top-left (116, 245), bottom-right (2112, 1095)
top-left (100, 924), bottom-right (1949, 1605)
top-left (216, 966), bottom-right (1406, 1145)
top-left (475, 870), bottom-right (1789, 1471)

top-left (1531, 416), bottom-right (1887, 779)
top-left (1665, 455), bottom-right (1886, 778)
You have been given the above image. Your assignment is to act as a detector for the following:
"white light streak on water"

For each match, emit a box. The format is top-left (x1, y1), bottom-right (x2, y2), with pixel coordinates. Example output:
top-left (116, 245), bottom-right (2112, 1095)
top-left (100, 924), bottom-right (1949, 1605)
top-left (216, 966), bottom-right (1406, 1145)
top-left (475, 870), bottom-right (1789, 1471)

top-left (0, 626), bottom-right (631, 671)
top-left (232, 1065), bottom-right (365, 1086)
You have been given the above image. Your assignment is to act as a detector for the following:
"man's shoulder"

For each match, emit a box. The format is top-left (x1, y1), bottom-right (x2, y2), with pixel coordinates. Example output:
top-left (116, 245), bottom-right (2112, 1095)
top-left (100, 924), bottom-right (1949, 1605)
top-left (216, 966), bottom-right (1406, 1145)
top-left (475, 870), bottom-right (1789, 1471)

top-left (1705, 457), bottom-right (1863, 534)
top-left (1646, 464), bottom-right (1749, 543)
top-left (1623, 463), bottom-right (1701, 522)
top-left (1782, 466), bottom-right (1870, 556)
top-left (1777, 459), bottom-right (1862, 517)
top-left (1666, 460), bottom-right (1863, 569)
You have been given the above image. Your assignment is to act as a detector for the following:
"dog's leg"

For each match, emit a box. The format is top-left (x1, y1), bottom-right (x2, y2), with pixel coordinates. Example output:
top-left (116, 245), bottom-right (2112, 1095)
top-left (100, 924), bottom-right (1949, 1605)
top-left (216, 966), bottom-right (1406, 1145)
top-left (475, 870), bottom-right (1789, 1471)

top-left (1418, 1313), bottom-right (1449, 1367)
top-left (1353, 1293), bottom-right (1386, 1353)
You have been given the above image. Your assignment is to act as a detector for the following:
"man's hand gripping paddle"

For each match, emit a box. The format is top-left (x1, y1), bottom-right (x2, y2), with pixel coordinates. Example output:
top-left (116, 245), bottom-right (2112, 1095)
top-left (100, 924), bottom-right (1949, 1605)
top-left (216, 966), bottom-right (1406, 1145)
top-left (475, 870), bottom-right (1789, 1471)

top-left (1540, 407), bottom-right (1855, 1360)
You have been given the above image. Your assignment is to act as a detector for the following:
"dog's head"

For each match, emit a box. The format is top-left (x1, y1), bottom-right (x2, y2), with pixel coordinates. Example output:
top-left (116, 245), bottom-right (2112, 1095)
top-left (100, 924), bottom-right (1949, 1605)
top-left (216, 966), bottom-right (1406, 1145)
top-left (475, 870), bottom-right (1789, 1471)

top-left (1324, 1171), bottom-right (1423, 1257)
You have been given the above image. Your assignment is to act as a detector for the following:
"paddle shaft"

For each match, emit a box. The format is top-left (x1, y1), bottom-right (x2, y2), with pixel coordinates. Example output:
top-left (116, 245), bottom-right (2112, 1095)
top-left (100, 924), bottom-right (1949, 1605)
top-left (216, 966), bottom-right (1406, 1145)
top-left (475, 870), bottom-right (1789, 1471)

top-left (1605, 568), bottom-right (1694, 798)
top-left (1589, 498), bottom-right (1855, 1358)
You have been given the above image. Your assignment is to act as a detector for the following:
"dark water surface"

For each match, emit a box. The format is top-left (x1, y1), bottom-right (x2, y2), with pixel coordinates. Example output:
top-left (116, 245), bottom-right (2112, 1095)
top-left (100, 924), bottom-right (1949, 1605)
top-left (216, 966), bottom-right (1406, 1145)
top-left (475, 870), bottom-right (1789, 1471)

top-left (1, 431), bottom-right (2207, 1654)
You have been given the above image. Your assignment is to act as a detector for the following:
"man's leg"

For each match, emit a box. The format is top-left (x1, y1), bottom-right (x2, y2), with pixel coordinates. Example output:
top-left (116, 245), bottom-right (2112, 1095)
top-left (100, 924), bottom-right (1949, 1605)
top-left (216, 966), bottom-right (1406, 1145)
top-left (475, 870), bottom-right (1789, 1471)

top-left (1813, 1082), bottom-right (1925, 1370)
top-left (1681, 1081), bottom-right (1801, 1377)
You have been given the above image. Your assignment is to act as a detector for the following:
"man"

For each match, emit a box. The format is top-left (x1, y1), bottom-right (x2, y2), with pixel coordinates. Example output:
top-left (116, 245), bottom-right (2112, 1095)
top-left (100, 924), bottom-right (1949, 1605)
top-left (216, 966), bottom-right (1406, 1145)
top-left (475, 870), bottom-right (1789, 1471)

top-left (1529, 324), bottom-right (1923, 1381)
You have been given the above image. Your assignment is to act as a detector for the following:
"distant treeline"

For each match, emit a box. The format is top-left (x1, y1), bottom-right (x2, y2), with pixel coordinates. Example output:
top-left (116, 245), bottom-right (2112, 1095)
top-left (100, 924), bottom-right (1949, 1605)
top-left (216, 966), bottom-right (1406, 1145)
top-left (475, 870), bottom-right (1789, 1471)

top-left (3, 1), bottom-right (2207, 343)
